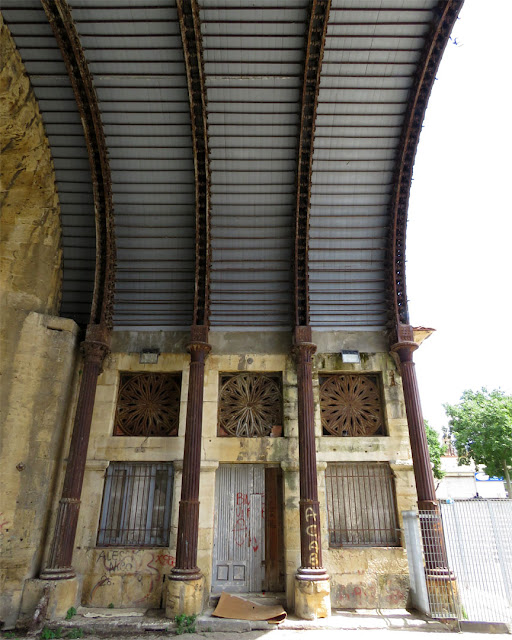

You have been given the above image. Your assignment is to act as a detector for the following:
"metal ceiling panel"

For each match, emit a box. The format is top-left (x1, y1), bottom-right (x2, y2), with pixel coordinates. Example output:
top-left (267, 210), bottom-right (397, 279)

top-left (69, 0), bottom-right (196, 329)
top-left (308, 0), bottom-right (438, 330)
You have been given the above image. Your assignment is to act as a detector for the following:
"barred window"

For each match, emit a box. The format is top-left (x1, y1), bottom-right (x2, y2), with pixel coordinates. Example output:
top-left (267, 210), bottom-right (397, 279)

top-left (114, 373), bottom-right (181, 436)
top-left (320, 373), bottom-right (385, 436)
top-left (325, 463), bottom-right (400, 547)
top-left (218, 372), bottom-right (283, 437)
top-left (98, 463), bottom-right (173, 546)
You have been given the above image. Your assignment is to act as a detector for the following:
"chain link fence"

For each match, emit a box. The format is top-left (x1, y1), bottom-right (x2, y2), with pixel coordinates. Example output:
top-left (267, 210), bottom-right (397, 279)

top-left (405, 500), bottom-right (512, 623)
top-left (440, 499), bottom-right (512, 623)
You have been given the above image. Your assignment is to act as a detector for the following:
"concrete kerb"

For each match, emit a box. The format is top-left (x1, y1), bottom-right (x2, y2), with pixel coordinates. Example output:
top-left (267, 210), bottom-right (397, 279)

top-left (12, 607), bottom-right (471, 635)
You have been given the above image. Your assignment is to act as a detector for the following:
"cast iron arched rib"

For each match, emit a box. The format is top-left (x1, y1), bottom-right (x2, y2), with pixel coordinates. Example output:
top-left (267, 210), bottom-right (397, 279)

top-left (294, 0), bottom-right (331, 327)
top-left (177, 0), bottom-right (211, 327)
top-left (42, 0), bottom-right (115, 330)
top-left (388, 0), bottom-right (463, 341)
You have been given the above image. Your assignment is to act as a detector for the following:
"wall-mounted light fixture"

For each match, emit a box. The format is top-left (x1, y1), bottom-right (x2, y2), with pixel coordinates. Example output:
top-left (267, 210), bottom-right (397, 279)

top-left (139, 349), bottom-right (160, 364)
top-left (341, 350), bottom-right (360, 364)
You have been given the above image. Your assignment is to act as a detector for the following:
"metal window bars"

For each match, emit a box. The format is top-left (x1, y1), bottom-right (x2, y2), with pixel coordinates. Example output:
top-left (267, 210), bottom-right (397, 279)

top-left (98, 462), bottom-right (173, 547)
top-left (325, 462), bottom-right (400, 547)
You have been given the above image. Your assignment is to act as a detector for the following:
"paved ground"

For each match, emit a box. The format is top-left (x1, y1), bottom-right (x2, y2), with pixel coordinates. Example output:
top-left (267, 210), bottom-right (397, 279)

top-left (10, 606), bottom-right (509, 638)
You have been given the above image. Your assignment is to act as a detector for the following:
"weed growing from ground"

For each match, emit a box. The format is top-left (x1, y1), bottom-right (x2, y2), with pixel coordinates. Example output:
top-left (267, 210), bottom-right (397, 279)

top-left (174, 614), bottom-right (197, 635)
top-left (41, 628), bottom-right (62, 640)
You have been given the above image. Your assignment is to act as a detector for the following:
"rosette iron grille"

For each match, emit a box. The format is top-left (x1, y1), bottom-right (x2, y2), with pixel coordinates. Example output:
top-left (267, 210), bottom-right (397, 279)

top-left (320, 374), bottom-right (384, 436)
top-left (114, 373), bottom-right (181, 437)
top-left (218, 373), bottom-right (283, 437)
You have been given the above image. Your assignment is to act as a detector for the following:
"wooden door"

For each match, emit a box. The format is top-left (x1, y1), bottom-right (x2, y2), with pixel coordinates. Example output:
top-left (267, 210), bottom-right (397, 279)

top-left (212, 464), bottom-right (265, 593)
top-left (264, 466), bottom-right (285, 592)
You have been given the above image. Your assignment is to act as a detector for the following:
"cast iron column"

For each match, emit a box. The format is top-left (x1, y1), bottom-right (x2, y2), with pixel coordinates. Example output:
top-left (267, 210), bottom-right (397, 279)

top-left (41, 326), bottom-right (109, 579)
top-left (391, 335), bottom-right (449, 573)
top-left (294, 326), bottom-right (329, 581)
top-left (170, 326), bottom-right (211, 581)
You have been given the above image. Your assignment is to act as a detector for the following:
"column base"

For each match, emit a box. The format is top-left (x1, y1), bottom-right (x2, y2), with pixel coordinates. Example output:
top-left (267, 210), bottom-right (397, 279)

top-left (166, 575), bottom-right (204, 618)
top-left (40, 566), bottom-right (76, 581)
top-left (18, 577), bottom-right (80, 626)
top-left (294, 575), bottom-right (331, 620)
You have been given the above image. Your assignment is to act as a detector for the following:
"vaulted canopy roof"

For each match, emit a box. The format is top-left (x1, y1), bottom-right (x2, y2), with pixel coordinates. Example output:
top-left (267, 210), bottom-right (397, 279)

top-left (2, 0), bottom-right (462, 337)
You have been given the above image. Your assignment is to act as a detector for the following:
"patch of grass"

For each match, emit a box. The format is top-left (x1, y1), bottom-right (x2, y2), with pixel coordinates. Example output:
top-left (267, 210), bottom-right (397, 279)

top-left (107, 603), bottom-right (114, 609)
top-left (174, 614), bottom-right (197, 635)
top-left (4, 633), bottom-right (17, 639)
top-left (41, 628), bottom-right (62, 640)
top-left (66, 629), bottom-right (83, 639)
top-left (65, 607), bottom-right (77, 621)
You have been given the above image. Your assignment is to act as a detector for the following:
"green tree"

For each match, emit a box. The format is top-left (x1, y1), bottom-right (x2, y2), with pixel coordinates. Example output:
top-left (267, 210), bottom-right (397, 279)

top-left (444, 388), bottom-right (512, 497)
top-left (424, 420), bottom-right (446, 480)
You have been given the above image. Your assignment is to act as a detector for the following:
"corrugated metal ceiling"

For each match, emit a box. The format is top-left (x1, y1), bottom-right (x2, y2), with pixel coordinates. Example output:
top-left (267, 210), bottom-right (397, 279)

top-left (2, 0), bottom-right (442, 332)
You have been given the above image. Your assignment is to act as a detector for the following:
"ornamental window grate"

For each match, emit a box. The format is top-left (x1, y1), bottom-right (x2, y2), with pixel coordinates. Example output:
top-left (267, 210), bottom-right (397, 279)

top-left (97, 462), bottom-right (173, 547)
top-left (218, 372), bottom-right (283, 437)
top-left (325, 463), bottom-right (400, 547)
top-left (319, 373), bottom-right (384, 436)
top-left (114, 373), bottom-right (181, 437)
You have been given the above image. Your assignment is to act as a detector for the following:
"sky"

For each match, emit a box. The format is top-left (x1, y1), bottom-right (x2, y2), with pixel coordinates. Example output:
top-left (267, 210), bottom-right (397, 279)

top-left (407, 1), bottom-right (512, 432)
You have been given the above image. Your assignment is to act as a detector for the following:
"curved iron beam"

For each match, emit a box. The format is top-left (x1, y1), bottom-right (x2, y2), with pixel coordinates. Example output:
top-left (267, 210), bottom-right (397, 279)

top-left (388, 0), bottom-right (463, 342)
top-left (42, 0), bottom-right (115, 331)
top-left (294, 0), bottom-right (331, 327)
top-left (177, 0), bottom-right (211, 328)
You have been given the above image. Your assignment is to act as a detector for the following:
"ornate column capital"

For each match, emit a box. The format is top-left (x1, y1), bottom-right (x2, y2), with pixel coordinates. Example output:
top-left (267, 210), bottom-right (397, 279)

top-left (82, 323), bottom-right (110, 365)
top-left (390, 324), bottom-right (418, 365)
top-left (187, 324), bottom-right (211, 360)
top-left (187, 341), bottom-right (211, 356)
top-left (293, 325), bottom-right (317, 361)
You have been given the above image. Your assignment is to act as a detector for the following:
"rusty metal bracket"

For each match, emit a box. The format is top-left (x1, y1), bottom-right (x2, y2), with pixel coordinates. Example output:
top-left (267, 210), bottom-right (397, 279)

top-left (387, 0), bottom-right (463, 343)
top-left (177, 0), bottom-right (211, 327)
top-left (294, 0), bottom-right (331, 328)
top-left (42, 0), bottom-right (116, 330)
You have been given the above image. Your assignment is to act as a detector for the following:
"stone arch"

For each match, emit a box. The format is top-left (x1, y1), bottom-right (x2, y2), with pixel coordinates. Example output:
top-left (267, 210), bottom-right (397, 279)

top-left (0, 17), bottom-right (78, 627)
top-left (0, 14), bottom-right (62, 316)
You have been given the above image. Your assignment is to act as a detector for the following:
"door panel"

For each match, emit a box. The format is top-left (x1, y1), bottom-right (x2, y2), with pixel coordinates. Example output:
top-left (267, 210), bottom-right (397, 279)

top-left (212, 464), bottom-right (265, 593)
top-left (264, 466), bottom-right (285, 591)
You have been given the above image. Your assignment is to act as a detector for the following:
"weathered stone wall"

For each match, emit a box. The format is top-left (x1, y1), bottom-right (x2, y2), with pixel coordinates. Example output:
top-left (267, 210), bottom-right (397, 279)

top-left (72, 331), bottom-right (417, 611)
top-left (0, 18), bottom-right (79, 628)
top-left (0, 15), bottom-right (62, 317)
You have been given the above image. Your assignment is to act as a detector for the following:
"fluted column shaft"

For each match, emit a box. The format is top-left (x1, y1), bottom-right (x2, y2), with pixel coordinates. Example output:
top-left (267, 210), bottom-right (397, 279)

top-left (41, 333), bottom-right (109, 579)
top-left (392, 340), bottom-right (448, 572)
top-left (294, 326), bottom-right (328, 581)
top-left (171, 333), bottom-right (210, 581)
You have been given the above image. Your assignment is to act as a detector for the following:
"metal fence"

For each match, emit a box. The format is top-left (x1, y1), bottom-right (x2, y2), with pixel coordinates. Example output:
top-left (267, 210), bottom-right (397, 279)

top-left (417, 509), bottom-right (461, 620)
top-left (440, 499), bottom-right (512, 623)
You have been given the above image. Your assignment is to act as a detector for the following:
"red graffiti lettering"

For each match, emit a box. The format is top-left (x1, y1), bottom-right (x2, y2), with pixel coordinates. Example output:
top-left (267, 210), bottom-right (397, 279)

top-left (155, 554), bottom-right (175, 567)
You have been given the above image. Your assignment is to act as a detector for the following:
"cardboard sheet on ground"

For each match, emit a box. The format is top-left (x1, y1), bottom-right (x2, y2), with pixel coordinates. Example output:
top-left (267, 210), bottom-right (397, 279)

top-left (212, 592), bottom-right (287, 623)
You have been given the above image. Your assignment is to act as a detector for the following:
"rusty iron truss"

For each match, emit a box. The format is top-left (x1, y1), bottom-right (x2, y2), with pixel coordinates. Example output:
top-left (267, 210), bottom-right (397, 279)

top-left (42, 0), bottom-right (116, 330)
top-left (387, 0), bottom-right (463, 342)
top-left (294, 0), bottom-right (331, 327)
top-left (177, 0), bottom-right (211, 328)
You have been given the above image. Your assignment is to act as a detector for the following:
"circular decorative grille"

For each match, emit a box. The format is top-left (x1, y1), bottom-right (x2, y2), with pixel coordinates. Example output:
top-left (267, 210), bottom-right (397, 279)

top-left (320, 374), bottom-right (383, 436)
top-left (115, 373), bottom-right (180, 437)
top-left (219, 373), bottom-right (282, 437)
